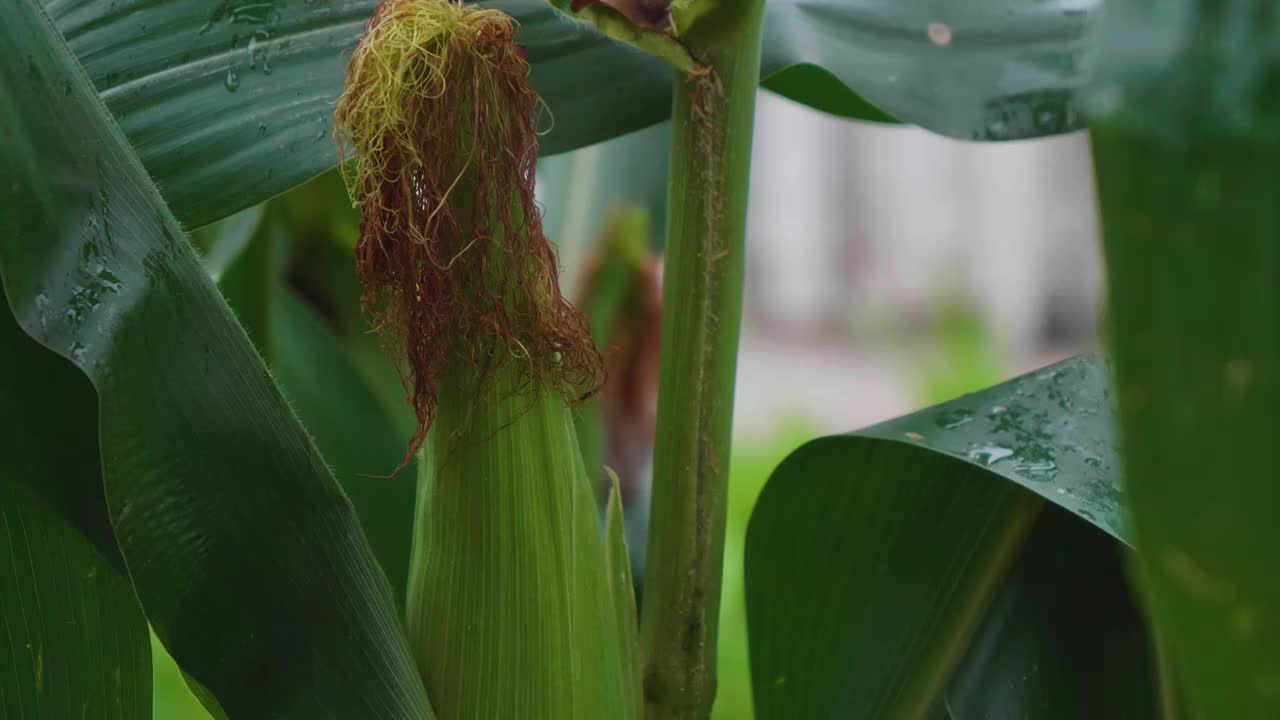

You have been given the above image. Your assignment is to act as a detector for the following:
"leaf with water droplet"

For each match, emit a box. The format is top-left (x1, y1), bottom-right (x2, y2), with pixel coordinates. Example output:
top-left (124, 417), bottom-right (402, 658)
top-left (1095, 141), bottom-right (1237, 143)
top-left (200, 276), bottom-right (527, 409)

top-left (936, 408), bottom-right (974, 429)
top-left (967, 444), bottom-right (1014, 466)
top-left (859, 355), bottom-right (1129, 542)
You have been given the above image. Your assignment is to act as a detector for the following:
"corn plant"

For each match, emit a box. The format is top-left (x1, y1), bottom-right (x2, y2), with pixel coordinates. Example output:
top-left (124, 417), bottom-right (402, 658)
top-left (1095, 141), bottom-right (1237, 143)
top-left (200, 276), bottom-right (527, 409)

top-left (2, 0), bottom-right (1276, 718)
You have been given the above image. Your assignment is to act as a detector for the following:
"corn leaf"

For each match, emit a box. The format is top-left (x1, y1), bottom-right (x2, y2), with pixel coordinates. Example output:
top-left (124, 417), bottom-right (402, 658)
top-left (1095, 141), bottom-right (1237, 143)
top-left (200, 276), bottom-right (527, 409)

top-left (46, 0), bottom-right (1095, 230)
top-left (0, 2), bottom-right (432, 717)
top-left (45, 0), bottom-right (672, 227)
top-left (747, 356), bottom-right (1157, 719)
top-left (940, 507), bottom-right (1156, 719)
top-left (1090, 1), bottom-right (1280, 714)
top-left (760, 0), bottom-right (1096, 140)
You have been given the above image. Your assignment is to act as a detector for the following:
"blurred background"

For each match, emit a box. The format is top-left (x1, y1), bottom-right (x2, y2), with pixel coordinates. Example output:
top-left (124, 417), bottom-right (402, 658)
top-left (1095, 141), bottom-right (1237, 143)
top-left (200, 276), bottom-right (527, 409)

top-left (156, 91), bottom-right (1104, 719)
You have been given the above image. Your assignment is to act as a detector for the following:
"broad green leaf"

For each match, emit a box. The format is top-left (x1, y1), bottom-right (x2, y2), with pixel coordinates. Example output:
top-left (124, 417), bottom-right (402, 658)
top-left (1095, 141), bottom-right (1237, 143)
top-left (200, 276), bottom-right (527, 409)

top-left (859, 356), bottom-right (1126, 541)
top-left (47, 0), bottom-right (671, 227)
top-left (748, 436), bottom-right (1041, 719)
top-left (0, 303), bottom-right (152, 720)
top-left (941, 508), bottom-right (1156, 719)
top-left (1090, 1), bottom-right (1280, 715)
top-left (271, 289), bottom-right (417, 604)
top-left (0, 2), bottom-right (432, 717)
top-left (191, 197), bottom-right (417, 605)
top-left (760, 0), bottom-right (1096, 140)
top-left (49, 0), bottom-right (1095, 230)
top-left (746, 356), bottom-right (1151, 719)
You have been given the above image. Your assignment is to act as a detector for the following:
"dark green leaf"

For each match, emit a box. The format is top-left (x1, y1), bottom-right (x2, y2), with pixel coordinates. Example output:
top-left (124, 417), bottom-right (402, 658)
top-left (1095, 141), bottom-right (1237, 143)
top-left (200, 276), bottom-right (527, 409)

top-left (942, 508), bottom-right (1156, 719)
top-left (0, 303), bottom-right (152, 720)
top-left (746, 356), bottom-right (1146, 719)
top-left (860, 356), bottom-right (1127, 542)
top-left (1090, 2), bottom-right (1280, 714)
top-left (0, 2), bottom-right (432, 717)
top-left (747, 437), bottom-right (1041, 719)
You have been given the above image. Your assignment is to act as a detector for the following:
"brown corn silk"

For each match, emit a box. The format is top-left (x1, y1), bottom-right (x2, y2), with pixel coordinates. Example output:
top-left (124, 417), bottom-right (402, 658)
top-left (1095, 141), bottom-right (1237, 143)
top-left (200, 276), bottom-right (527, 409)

top-left (334, 0), bottom-right (602, 466)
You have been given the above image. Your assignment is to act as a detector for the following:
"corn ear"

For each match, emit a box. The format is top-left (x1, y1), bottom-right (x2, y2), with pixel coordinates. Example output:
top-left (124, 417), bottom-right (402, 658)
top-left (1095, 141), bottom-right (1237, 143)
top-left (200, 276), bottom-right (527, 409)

top-left (405, 362), bottom-right (641, 719)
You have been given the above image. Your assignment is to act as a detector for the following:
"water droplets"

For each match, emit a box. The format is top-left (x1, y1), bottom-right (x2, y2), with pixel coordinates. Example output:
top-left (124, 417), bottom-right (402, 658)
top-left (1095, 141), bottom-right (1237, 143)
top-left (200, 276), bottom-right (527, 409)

top-left (967, 444), bottom-right (1013, 466)
top-left (96, 267), bottom-right (124, 293)
top-left (936, 408), bottom-right (974, 430)
top-left (927, 22), bottom-right (953, 47)
top-left (200, 0), bottom-right (282, 34)
top-left (34, 291), bottom-right (51, 332)
top-left (1014, 456), bottom-right (1058, 479)
top-left (247, 30), bottom-right (273, 75)
top-left (205, 3), bottom-right (279, 91)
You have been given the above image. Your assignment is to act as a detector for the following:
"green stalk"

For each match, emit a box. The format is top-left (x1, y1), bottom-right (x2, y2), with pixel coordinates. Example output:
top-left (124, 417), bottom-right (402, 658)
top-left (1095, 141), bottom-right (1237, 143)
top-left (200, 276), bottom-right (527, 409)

top-left (639, 3), bottom-right (765, 717)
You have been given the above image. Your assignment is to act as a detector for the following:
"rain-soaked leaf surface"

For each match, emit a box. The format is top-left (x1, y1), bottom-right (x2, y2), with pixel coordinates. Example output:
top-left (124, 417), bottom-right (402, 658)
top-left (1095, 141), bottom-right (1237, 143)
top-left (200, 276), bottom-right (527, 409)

top-left (0, 3), bottom-right (432, 716)
top-left (940, 508), bottom-right (1157, 719)
top-left (747, 355), bottom-right (1145, 718)
top-left (862, 355), bottom-right (1126, 543)
top-left (760, 0), bottom-right (1098, 140)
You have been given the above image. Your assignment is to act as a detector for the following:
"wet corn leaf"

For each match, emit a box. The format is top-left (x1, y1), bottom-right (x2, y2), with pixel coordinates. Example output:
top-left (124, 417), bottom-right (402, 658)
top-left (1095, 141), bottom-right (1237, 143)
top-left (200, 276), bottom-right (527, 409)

top-left (939, 507), bottom-right (1156, 719)
top-left (760, 0), bottom-right (1096, 140)
top-left (1090, 1), bottom-right (1280, 714)
top-left (747, 356), bottom-right (1157, 719)
top-left (0, 2), bottom-right (432, 717)
top-left (46, 0), bottom-right (1093, 229)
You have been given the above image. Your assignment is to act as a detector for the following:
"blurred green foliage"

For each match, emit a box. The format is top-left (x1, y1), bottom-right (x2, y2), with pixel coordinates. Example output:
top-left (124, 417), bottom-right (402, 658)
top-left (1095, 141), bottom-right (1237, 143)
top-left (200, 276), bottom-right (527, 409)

top-left (917, 298), bottom-right (1005, 406)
